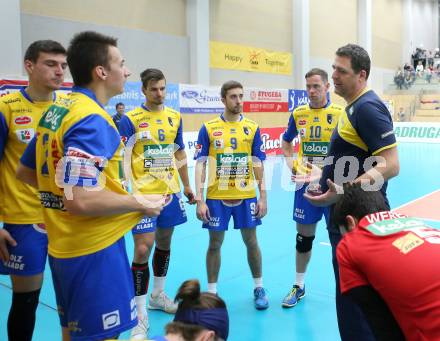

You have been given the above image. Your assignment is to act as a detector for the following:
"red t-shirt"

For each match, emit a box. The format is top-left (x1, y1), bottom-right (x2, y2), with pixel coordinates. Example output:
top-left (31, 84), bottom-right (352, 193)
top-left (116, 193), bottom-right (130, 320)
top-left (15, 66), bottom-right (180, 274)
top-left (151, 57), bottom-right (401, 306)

top-left (337, 211), bottom-right (440, 341)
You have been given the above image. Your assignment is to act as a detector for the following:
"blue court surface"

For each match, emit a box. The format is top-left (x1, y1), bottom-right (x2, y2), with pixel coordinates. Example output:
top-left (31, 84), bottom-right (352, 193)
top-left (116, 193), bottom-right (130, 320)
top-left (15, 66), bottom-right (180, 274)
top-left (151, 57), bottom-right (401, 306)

top-left (1, 142), bottom-right (439, 340)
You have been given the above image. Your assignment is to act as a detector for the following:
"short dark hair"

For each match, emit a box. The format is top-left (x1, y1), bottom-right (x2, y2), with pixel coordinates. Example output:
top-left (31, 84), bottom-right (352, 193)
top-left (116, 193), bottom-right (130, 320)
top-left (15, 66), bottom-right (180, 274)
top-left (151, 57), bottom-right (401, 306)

top-left (24, 40), bottom-right (66, 63)
top-left (140, 68), bottom-right (165, 88)
top-left (115, 102), bottom-right (124, 109)
top-left (67, 31), bottom-right (118, 87)
top-left (220, 80), bottom-right (243, 99)
top-left (336, 44), bottom-right (371, 79)
top-left (332, 183), bottom-right (389, 229)
top-left (305, 68), bottom-right (328, 83)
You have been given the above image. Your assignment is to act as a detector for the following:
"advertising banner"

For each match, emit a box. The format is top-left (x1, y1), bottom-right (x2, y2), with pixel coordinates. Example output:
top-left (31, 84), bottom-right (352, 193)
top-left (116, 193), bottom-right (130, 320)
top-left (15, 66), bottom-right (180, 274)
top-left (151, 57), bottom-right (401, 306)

top-left (394, 122), bottom-right (440, 143)
top-left (105, 82), bottom-right (180, 115)
top-left (243, 88), bottom-right (289, 113)
top-left (288, 89), bottom-right (309, 112)
top-left (0, 79), bottom-right (72, 96)
top-left (260, 127), bottom-right (299, 155)
top-left (183, 131), bottom-right (200, 167)
top-left (210, 41), bottom-right (292, 75)
top-left (1, 79), bottom-right (179, 116)
top-left (179, 84), bottom-right (223, 114)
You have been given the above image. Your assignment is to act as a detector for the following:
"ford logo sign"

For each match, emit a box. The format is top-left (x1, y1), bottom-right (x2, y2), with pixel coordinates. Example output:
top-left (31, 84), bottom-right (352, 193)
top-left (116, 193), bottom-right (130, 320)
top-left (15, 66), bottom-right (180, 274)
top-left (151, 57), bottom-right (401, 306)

top-left (181, 90), bottom-right (198, 99)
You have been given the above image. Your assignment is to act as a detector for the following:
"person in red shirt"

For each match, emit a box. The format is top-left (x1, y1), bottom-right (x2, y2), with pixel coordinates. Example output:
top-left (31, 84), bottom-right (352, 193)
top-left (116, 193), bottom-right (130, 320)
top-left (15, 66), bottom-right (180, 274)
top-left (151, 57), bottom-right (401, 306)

top-left (333, 182), bottom-right (440, 341)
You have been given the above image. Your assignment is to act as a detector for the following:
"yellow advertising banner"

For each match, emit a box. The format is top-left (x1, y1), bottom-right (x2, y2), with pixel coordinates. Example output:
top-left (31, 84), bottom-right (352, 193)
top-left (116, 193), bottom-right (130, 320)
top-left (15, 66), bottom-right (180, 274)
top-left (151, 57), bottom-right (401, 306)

top-left (210, 41), bottom-right (292, 75)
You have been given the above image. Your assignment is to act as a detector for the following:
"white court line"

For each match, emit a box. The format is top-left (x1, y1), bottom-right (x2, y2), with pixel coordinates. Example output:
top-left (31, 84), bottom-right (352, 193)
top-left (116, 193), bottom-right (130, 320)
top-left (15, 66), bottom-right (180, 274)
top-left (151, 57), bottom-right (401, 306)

top-left (320, 242), bottom-right (331, 247)
top-left (392, 189), bottom-right (440, 210)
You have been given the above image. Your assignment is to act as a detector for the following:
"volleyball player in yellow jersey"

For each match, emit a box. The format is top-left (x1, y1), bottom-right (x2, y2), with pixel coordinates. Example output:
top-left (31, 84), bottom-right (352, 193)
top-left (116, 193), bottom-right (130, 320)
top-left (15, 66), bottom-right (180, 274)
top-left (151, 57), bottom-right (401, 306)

top-left (17, 31), bottom-right (165, 341)
top-left (195, 81), bottom-right (269, 310)
top-left (281, 68), bottom-right (343, 308)
top-left (0, 40), bottom-right (67, 341)
top-left (119, 69), bottom-right (195, 339)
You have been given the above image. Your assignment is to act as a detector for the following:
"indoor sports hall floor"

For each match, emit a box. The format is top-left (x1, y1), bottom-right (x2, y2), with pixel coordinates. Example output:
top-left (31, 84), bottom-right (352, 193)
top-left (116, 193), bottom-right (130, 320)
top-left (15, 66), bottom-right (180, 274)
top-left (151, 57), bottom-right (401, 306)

top-left (1, 142), bottom-right (439, 341)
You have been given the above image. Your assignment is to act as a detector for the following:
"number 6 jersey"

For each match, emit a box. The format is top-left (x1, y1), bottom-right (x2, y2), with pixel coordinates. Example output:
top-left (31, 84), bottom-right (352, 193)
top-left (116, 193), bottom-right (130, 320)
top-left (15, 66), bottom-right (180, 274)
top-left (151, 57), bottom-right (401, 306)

top-left (118, 105), bottom-right (184, 195)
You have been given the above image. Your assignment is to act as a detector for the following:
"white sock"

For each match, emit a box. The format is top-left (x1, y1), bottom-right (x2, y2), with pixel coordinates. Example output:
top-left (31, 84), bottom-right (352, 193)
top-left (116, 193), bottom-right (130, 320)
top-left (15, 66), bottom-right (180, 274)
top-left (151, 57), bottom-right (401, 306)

top-left (295, 272), bottom-right (305, 289)
top-left (253, 277), bottom-right (263, 289)
top-left (207, 283), bottom-right (217, 294)
top-left (152, 276), bottom-right (166, 297)
top-left (135, 294), bottom-right (148, 317)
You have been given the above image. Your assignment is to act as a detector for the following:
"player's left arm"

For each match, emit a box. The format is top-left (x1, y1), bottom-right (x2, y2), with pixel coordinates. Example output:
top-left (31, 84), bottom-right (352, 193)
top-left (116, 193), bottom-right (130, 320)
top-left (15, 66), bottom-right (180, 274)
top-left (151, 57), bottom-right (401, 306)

top-left (355, 147), bottom-right (399, 186)
top-left (252, 127), bottom-right (267, 219)
top-left (337, 236), bottom-right (404, 340)
top-left (355, 102), bottom-right (400, 186)
top-left (344, 286), bottom-right (405, 341)
top-left (16, 136), bottom-right (38, 188)
top-left (174, 118), bottom-right (195, 204)
top-left (0, 110), bottom-right (8, 161)
top-left (0, 228), bottom-right (17, 262)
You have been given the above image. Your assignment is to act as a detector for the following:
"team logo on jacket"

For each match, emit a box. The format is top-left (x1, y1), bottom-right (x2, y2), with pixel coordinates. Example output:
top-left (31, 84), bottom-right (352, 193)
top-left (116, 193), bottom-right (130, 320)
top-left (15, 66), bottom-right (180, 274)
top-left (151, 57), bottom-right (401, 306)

top-left (214, 139), bottom-right (224, 149)
top-left (327, 114), bottom-right (333, 124)
top-left (14, 116), bottom-right (32, 125)
top-left (243, 127), bottom-right (249, 135)
top-left (168, 117), bottom-right (173, 127)
top-left (15, 128), bottom-right (34, 143)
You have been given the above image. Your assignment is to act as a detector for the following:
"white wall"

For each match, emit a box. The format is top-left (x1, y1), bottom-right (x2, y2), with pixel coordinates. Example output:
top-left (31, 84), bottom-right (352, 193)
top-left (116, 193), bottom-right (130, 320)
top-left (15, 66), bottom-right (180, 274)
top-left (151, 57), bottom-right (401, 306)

top-left (20, 14), bottom-right (190, 83)
top-left (0, 0), bottom-right (22, 76)
top-left (412, 0), bottom-right (439, 50)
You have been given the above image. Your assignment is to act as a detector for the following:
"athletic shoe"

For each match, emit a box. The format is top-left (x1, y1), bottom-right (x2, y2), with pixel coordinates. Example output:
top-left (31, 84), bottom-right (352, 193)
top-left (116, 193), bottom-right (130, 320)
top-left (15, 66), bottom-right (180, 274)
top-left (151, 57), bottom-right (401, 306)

top-left (130, 314), bottom-right (149, 340)
top-left (148, 291), bottom-right (178, 314)
top-left (282, 285), bottom-right (305, 308)
top-left (254, 287), bottom-right (269, 310)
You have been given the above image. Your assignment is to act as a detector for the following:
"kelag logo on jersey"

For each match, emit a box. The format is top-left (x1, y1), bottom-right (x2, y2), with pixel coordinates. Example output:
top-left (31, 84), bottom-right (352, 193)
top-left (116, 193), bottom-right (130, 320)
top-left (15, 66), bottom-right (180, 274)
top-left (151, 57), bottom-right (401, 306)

top-left (144, 144), bottom-right (174, 157)
top-left (217, 153), bottom-right (248, 166)
top-left (302, 142), bottom-right (329, 156)
top-left (288, 90), bottom-right (308, 112)
top-left (39, 105), bottom-right (69, 131)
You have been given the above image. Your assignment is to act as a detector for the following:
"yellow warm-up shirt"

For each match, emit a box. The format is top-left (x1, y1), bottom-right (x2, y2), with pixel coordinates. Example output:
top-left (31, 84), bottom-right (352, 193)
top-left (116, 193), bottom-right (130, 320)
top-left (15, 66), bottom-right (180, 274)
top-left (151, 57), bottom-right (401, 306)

top-left (282, 102), bottom-right (344, 174)
top-left (195, 115), bottom-right (266, 200)
top-left (23, 87), bottom-right (143, 258)
top-left (0, 89), bottom-right (68, 223)
top-left (118, 105), bottom-right (184, 195)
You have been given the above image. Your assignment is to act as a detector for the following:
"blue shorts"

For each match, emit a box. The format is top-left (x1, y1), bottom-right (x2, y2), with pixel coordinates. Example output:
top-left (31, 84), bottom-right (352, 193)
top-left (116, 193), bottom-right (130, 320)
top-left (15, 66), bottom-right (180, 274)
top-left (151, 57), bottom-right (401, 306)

top-left (203, 198), bottom-right (262, 231)
top-left (49, 238), bottom-right (137, 341)
top-left (294, 185), bottom-right (329, 224)
top-left (132, 193), bottom-right (187, 234)
top-left (0, 223), bottom-right (47, 276)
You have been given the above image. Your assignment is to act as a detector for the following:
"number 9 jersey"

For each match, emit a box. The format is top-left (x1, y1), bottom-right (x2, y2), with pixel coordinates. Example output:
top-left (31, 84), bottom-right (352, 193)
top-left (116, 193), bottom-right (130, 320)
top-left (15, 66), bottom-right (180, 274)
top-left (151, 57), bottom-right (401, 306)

top-left (195, 115), bottom-right (266, 200)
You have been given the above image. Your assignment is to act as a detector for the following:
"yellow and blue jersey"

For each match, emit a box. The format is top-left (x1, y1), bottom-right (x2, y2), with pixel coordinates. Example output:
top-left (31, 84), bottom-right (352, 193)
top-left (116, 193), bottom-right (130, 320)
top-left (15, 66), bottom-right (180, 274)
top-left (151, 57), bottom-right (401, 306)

top-left (118, 105), bottom-right (184, 194)
top-left (20, 87), bottom-right (143, 258)
top-left (320, 89), bottom-right (397, 203)
top-left (282, 101), bottom-right (343, 174)
top-left (195, 114), bottom-right (266, 200)
top-left (0, 89), bottom-right (67, 224)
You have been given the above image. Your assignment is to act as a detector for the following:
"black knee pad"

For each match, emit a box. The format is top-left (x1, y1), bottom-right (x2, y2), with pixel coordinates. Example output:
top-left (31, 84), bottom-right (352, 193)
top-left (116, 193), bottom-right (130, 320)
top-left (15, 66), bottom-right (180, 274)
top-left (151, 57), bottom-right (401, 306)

top-left (296, 233), bottom-right (315, 253)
